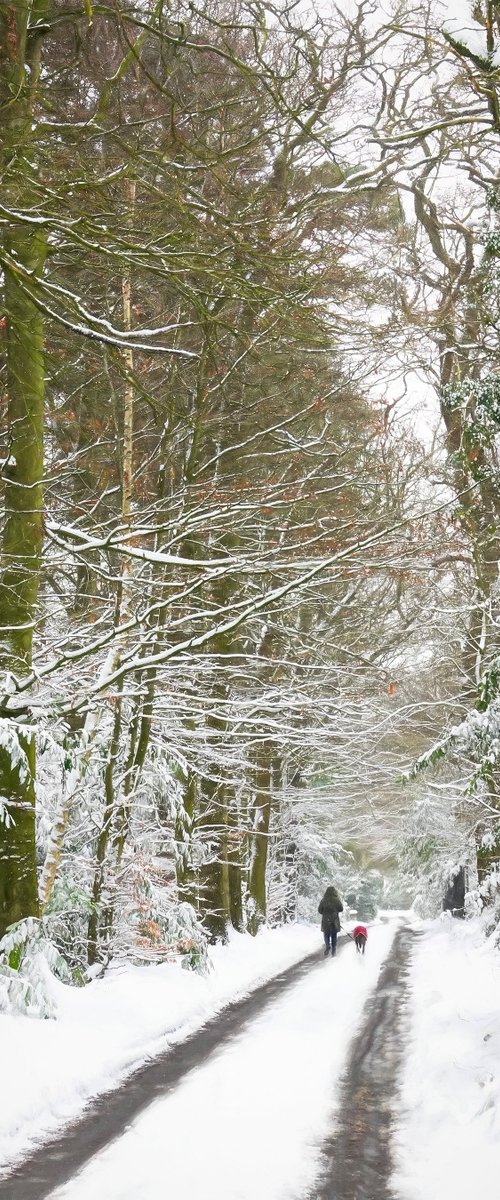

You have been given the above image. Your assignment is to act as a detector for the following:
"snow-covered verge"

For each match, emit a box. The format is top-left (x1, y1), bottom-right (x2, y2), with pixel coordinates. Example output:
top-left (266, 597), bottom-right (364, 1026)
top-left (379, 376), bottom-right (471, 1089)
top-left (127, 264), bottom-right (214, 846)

top-left (50, 921), bottom-right (400, 1200)
top-left (0, 923), bottom-right (320, 1174)
top-left (393, 915), bottom-right (500, 1200)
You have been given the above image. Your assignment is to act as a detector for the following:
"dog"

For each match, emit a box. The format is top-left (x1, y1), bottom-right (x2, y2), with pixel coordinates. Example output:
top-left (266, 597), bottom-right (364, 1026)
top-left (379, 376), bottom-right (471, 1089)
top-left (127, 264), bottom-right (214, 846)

top-left (353, 924), bottom-right (367, 954)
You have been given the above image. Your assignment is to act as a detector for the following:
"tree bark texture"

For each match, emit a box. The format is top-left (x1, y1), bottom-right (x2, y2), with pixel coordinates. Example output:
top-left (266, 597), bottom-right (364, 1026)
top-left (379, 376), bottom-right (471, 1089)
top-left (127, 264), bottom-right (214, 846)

top-left (247, 741), bottom-right (273, 934)
top-left (0, 0), bottom-right (48, 935)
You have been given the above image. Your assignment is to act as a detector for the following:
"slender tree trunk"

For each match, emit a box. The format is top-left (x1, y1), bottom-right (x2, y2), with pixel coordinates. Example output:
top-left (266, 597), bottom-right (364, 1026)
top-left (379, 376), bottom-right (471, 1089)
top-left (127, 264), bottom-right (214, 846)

top-left (86, 179), bottom-right (139, 951)
top-left (113, 680), bottom-right (152, 867)
top-left (39, 645), bottom-right (123, 913)
top-left (0, 733), bottom-right (38, 937)
top-left (120, 179), bottom-right (136, 553)
top-left (247, 741), bottom-right (273, 935)
top-left (197, 771), bottom-right (231, 941)
top-left (87, 699), bottom-right (123, 965)
top-left (175, 767), bottom-right (197, 907)
top-left (228, 806), bottom-right (244, 931)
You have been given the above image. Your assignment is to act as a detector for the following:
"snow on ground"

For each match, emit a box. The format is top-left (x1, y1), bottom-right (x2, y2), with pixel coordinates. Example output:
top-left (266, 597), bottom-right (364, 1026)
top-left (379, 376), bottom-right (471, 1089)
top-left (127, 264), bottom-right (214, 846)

top-left (49, 921), bottom-right (398, 1200)
top-left (393, 914), bottom-right (500, 1200)
top-left (0, 923), bottom-right (321, 1173)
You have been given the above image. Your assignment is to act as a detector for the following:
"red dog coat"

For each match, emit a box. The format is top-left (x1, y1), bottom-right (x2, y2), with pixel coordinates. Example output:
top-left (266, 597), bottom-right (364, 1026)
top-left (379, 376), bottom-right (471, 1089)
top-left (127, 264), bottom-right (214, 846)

top-left (353, 924), bottom-right (368, 940)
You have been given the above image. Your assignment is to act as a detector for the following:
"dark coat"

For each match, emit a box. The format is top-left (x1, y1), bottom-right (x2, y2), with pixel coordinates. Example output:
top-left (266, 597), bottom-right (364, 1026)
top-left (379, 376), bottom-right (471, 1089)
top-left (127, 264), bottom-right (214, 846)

top-left (318, 886), bottom-right (343, 933)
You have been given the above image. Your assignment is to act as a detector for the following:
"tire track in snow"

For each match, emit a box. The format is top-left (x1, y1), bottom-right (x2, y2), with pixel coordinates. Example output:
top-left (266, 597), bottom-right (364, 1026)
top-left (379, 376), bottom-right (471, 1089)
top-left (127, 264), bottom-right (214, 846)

top-left (308, 926), bottom-right (417, 1200)
top-left (0, 939), bottom-right (348, 1200)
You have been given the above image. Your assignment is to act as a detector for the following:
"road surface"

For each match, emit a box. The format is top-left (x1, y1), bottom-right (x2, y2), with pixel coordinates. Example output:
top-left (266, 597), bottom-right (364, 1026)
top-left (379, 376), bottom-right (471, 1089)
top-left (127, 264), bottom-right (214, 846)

top-left (0, 926), bottom-right (415, 1200)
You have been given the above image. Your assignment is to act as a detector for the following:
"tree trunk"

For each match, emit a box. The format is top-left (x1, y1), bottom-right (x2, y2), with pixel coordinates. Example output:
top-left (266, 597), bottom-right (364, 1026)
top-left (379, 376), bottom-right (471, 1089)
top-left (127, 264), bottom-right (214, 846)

top-left (197, 773), bottom-right (230, 941)
top-left (0, 733), bottom-right (38, 937)
top-left (175, 767), bottom-right (197, 907)
top-left (0, 0), bottom-right (48, 936)
top-left (87, 699), bottom-right (123, 965)
top-left (228, 826), bottom-right (244, 932)
top-left (247, 742), bottom-right (273, 935)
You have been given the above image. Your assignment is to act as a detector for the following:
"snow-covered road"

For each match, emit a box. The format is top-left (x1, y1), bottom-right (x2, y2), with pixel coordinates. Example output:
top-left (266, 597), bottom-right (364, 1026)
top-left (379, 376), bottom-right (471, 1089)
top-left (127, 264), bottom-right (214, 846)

top-left (5, 914), bottom-right (498, 1200)
top-left (49, 923), bottom-right (398, 1200)
top-left (0, 923), bottom-right (321, 1171)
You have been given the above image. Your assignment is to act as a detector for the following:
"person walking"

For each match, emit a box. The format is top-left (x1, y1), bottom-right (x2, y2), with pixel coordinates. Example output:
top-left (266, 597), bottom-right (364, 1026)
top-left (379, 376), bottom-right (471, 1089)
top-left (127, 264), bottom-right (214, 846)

top-left (318, 885), bottom-right (343, 956)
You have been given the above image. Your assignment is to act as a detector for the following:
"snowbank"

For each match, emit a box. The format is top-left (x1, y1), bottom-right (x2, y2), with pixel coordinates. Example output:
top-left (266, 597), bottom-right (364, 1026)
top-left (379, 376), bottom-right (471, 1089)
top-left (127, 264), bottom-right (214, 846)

top-left (0, 923), bottom-right (319, 1173)
top-left (393, 915), bottom-right (500, 1200)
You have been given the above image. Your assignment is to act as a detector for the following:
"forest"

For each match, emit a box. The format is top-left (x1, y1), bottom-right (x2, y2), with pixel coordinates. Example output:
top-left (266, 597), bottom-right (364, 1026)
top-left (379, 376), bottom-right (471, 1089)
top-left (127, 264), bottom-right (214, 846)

top-left (1, 0), bottom-right (500, 1014)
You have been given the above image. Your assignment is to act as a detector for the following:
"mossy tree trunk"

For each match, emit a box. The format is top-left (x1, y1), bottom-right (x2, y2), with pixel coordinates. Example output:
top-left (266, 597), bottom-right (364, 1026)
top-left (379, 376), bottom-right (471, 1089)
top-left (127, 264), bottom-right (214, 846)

top-left (0, 0), bottom-right (48, 937)
top-left (247, 741), bottom-right (273, 935)
top-left (197, 736), bottom-right (232, 942)
top-left (227, 799), bottom-right (244, 932)
top-left (175, 766), bottom-right (197, 907)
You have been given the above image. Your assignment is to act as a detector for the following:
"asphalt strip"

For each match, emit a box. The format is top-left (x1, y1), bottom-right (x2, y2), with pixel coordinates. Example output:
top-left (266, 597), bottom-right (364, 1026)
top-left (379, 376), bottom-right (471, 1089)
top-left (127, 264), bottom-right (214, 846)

top-left (307, 925), bottom-right (418, 1200)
